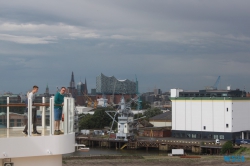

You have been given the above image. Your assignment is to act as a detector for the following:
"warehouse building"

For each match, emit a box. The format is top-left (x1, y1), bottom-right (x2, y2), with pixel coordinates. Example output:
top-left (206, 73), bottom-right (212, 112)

top-left (171, 87), bottom-right (249, 140)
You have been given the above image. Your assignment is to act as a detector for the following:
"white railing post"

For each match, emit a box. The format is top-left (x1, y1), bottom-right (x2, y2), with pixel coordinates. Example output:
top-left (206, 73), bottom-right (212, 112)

top-left (50, 97), bottom-right (54, 135)
top-left (42, 97), bottom-right (46, 129)
top-left (70, 98), bottom-right (75, 133)
top-left (63, 98), bottom-right (68, 134)
top-left (7, 97), bottom-right (9, 129)
top-left (28, 98), bottom-right (32, 136)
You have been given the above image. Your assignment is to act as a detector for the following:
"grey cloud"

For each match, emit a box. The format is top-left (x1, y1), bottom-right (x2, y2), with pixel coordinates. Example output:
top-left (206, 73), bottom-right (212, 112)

top-left (0, 0), bottom-right (250, 93)
top-left (0, 34), bottom-right (57, 44)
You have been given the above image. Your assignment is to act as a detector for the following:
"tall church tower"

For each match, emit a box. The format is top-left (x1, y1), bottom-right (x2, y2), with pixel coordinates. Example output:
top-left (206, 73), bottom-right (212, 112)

top-left (46, 84), bottom-right (49, 94)
top-left (68, 71), bottom-right (77, 98)
top-left (45, 83), bottom-right (49, 97)
top-left (70, 72), bottom-right (75, 88)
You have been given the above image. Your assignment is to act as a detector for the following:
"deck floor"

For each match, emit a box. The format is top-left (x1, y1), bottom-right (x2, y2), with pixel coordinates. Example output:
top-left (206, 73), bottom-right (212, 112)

top-left (0, 128), bottom-right (51, 138)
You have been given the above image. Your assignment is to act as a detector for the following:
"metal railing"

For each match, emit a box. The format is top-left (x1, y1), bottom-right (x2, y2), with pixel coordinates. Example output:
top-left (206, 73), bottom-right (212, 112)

top-left (0, 97), bottom-right (75, 137)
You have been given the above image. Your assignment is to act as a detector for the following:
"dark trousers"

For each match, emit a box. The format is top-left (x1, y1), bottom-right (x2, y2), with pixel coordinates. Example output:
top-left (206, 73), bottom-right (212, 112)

top-left (23, 108), bottom-right (37, 132)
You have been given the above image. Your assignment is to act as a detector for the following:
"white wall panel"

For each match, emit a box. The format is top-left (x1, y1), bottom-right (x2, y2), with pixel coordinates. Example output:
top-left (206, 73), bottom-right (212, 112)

top-left (185, 100), bottom-right (192, 130)
top-left (172, 100), bottom-right (176, 130)
top-left (224, 101), bottom-right (232, 132)
top-left (191, 100), bottom-right (202, 131)
top-left (213, 101), bottom-right (226, 132)
top-left (232, 101), bottom-right (250, 132)
top-left (175, 101), bottom-right (186, 130)
top-left (201, 101), bottom-right (213, 131)
top-left (0, 133), bottom-right (75, 159)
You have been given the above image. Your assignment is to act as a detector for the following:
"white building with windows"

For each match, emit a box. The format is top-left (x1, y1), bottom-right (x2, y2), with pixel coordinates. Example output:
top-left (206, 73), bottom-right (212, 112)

top-left (171, 88), bottom-right (250, 140)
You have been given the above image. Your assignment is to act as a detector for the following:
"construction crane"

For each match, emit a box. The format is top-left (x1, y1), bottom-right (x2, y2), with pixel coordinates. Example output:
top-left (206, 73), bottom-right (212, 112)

top-left (212, 76), bottom-right (221, 90)
top-left (82, 92), bottom-right (97, 109)
top-left (205, 76), bottom-right (221, 90)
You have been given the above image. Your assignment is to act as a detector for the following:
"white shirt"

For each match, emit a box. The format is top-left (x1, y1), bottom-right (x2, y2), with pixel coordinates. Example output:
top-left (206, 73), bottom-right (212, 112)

top-left (27, 92), bottom-right (36, 108)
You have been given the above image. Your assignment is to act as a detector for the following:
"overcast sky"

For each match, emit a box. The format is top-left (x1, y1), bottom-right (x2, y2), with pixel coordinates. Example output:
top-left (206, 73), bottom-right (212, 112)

top-left (0, 0), bottom-right (250, 94)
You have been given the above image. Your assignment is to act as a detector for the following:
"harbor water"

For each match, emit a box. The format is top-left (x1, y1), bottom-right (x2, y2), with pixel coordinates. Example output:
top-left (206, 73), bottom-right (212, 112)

top-left (64, 147), bottom-right (170, 157)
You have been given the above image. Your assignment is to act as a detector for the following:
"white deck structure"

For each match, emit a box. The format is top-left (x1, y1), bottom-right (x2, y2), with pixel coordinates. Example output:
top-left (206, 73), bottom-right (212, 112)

top-left (0, 97), bottom-right (75, 166)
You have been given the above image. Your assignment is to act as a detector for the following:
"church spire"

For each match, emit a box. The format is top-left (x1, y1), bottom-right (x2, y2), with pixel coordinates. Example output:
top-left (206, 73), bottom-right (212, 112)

top-left (70, 71), bottom-right (75, 88)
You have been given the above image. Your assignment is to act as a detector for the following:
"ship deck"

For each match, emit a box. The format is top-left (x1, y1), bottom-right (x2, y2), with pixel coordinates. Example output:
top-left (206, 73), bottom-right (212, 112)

top-left (0, 128), bottom-right (51, 138)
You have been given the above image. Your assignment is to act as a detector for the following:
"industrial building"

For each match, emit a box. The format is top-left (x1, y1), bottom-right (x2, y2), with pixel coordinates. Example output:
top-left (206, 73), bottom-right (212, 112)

top-left (171, 87), bottom-right (250, 140)
top-left (149, 112), bottom-right (172, 127)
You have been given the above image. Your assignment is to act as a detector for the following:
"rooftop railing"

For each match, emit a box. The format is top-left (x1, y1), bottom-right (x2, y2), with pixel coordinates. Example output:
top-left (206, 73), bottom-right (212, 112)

top-left (0, 97), bottom-right (75, 137)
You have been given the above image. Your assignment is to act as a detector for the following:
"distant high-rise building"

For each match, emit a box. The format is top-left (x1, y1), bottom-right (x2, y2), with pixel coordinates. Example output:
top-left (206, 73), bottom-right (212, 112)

top-left (154, 89), bottom-right (162, 95)
top-left (96, 73), bottom-right (136, 95)
top-left (77, 78), bottom-right (88, 95)
top-left (91, 89), bottom-right (96, 95)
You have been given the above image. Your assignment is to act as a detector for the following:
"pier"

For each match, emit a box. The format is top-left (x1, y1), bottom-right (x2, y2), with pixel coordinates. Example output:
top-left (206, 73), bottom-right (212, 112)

top-left (76, 135), bottom-right (240, 154)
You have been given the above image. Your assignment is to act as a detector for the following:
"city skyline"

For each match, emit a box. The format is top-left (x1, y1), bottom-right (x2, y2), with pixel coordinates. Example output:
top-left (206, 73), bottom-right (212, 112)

top-left (1, 1), bottom-right (250, 94)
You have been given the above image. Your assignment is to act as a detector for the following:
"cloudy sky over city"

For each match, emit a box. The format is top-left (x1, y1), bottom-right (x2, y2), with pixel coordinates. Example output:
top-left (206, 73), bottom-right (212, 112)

top-left (0, 0), bottom-right (250, 94)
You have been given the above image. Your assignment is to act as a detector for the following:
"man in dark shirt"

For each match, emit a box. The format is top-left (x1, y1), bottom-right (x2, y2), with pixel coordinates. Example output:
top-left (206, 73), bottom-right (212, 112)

top-left (54, 87), bottom-right (66, 135)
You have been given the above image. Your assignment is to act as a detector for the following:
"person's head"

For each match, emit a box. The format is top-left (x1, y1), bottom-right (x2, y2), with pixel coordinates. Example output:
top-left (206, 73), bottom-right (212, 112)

top-left (60, 87), bottom-right (66, 94)
top-left (32, 85), bottom-right (39, 93)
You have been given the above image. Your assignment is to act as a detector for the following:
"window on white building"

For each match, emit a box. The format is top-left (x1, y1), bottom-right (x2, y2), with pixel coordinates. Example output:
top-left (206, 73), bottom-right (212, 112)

top-left (213, 135), bottom-right (218, 139)
top-left (204, 126), bottom-right (206, 130)
top-left (10, 119), bottom-right (14, 127)
top-left (17, 119), bottom-right (21, 127)
top-left (226, 124), bottom-right (229, 128)
top-left (227, 108), bottom-right (228, 112)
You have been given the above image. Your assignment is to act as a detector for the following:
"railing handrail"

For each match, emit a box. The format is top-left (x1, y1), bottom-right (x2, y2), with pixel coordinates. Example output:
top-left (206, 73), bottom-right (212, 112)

top-left (0, 103), bottom-right (63, 107)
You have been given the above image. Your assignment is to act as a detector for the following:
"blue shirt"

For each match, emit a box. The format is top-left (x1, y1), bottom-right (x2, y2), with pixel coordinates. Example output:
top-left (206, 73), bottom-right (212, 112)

top-left (54, 92), bottom-right (64, 108)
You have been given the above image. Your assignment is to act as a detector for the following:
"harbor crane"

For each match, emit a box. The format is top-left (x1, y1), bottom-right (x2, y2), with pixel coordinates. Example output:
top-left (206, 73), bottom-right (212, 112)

top-left (82, 92), bottom-right (97, 108)
top-left (105, 95), bottom-right (141, 141)
top-left (205, 76), bottom-right (221, 90)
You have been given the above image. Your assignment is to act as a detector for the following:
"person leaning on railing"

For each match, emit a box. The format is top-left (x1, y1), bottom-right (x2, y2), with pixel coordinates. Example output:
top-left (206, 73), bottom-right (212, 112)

top-left (54, 87), bottom-right (66, 135)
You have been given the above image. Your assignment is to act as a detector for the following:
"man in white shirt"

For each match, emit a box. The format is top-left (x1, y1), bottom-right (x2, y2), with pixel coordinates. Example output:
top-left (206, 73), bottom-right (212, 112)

top-left (22, 85), bottom-right (41, 135)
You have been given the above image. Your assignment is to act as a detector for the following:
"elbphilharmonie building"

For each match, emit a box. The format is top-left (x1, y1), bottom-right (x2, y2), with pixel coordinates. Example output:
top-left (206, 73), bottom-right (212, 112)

top-left (96, 73), bottom-right (136, 95)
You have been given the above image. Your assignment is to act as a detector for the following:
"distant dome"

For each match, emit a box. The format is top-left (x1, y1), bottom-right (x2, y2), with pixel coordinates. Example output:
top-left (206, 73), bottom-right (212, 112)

top-left (78, 82), bottom-right (83, 85)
